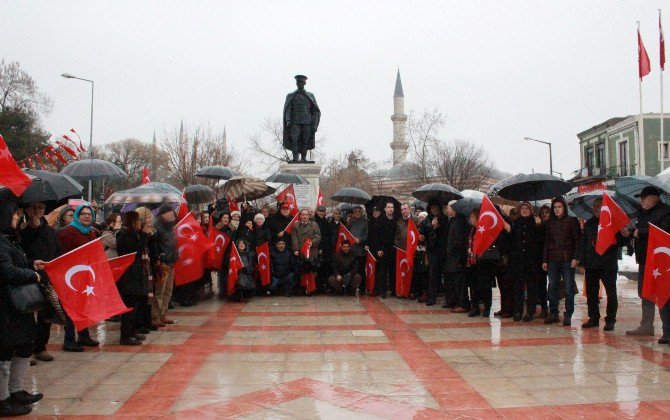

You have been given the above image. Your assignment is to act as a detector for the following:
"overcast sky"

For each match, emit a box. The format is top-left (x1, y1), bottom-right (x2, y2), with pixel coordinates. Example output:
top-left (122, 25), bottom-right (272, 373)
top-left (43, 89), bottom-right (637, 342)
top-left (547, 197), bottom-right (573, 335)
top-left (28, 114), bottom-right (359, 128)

top-left (2, 0), bottom-right (668, 178)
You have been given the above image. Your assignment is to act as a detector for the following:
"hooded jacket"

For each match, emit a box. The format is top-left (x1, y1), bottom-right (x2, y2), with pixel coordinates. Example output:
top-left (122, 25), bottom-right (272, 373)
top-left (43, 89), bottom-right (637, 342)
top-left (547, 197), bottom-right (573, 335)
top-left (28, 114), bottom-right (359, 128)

top-left (542, 197), bottom-right (580, 263)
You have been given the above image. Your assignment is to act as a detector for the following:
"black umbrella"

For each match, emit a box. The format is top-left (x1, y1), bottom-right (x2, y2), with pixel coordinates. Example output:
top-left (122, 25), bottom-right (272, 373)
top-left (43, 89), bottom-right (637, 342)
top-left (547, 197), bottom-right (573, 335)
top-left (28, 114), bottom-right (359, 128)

top-left (496, 173), bottom-right (572, 201)
top-left (487, 173), bottom-right (524, 196)
top-left (336, 202), bottom-right (355, 212)
top-left (569, 191), bottom-right (639, 221)
top-left (451, 197), bottom-right (483, 217)
top-left (195, 165), bottom-right (239, 180)
top-left (265, 172), bottom-right (310, 185)
top-left (411, 199), bottom-right (427, 210)
top-left (60, 158), bottom-right (127, 181)
top-left (19, 169), bottom-right (84, 206)
top-left (411, 183), bottom-right (463, 204)
top-left (331, 187), bottom-right (372, 205)
top-left (365, 195), bottom-right (401, 217)
top-left (615, 176), bottom-right (670, 205)
top-left (183, 184), bottom-right (216, 205)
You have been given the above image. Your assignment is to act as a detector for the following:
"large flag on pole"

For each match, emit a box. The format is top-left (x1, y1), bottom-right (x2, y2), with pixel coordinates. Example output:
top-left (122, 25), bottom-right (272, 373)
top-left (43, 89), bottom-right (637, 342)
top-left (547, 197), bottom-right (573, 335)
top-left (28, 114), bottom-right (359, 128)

top-left (595, 193), bottom-right (631, 255)
top-left (661, 10), bottom-right (666, 71)
top-left (639, 28), bottom-right (652, 79)
top-left (0, 135), bottom-right (33, 196)
top-left (44, 238), bottom-right (129, 330)
top-left (642, 224), bottom-right (670, 308)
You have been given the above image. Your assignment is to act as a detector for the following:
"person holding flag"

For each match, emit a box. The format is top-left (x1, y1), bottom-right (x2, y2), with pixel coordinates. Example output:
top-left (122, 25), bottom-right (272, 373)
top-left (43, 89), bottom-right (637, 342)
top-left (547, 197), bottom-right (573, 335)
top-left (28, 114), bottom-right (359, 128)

top-left (444, 201), bottom-right (470, 312)
top-left (0, 199), bottom-right (46, 416)
top-left (148, 203), bottom-right (179, 329)
top-left (393, 203), bottom-right (419, 298)
top-left (329, 240), bottom-right (361, 296)
top-left (291, 209), bottom-right (321, 295)
top-left (214, 212), bottom-right (236, 300)
top-left (622, 186), bottom-right (670, 338)
top-left (577, 196), bottom-right (629, 331)
top-left (133, 207), bottom-right (155, 333)
top-left (269, 239), bottom-right (297, 297)
top-left (268, 203), bottom-right (295, 243)
top-left (346, 206), bottom-right (368, 293)
top-left (542, 197), bottom-right (581, 326)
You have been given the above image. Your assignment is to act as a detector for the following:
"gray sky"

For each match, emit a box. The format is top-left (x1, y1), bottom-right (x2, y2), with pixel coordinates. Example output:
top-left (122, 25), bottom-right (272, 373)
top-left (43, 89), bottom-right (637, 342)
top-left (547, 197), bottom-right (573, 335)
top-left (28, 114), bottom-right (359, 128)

top-left (2, 0), bottom-right (668, 178)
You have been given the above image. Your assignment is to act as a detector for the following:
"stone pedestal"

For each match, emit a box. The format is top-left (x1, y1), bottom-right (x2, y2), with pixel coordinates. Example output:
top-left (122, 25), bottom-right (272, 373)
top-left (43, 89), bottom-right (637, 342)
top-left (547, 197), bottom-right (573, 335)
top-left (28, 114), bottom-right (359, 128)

top-left (278, 162), bottom-right (321, 210)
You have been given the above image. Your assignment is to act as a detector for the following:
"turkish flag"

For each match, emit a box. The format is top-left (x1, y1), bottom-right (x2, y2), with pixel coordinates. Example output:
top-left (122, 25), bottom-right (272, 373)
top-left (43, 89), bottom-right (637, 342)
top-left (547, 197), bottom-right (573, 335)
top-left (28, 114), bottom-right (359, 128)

top-left (206, 219), bottom-right (230, 270)
top-left (34, 154), bottom-right (46, 169)
top-left (227, 196), bottom-right (239, 212)
top-left (365, 249), bottom-right (376, 294)
top-left (473, 196), bottom-right (503, 257)
top-left (109, 253), bottom-right (136, 282)
top-left (62, 134), bottom-right (82, 153)
top-left (300, 238), bottom-right (316, 294)
top-left (301, 238), bottom-right (313, 258)
top-left (639, 28), bottom-right (652, 79)
top-left (316, 189), bottom-right (324, 207)
top-left (595, 193), bottom-right (631, 255)
top-left (256, 242), bottom-right (271, 286)
top-left (69, 128), bottom-right (86, 152)
top-left (227, 242), bottom-right (244, 296)
top-left (277, 184), bottom-right (298, 216)
top-left (56, 140), bottom-right (78, 159)
top-left (283, 212), bottom-right (300, 234)
top-left (335, 223), bottom-right (357, 253)
top-left (0, 135), bottom-right (33, 197)
top-left (661, 13), bottom-right (666, 71)
top-left (173, 213), bottom-right (214, 286)
top-left (142, 167), bottom-right (151, 184)
top-left (48, 146), bottom-right (68, 164)
top-left (42, 149), bottom-right (58, 167)
top-left (642, 224), bottom-right (670, 308)
top-left (176, 202), bottom-right (189, 221)
top-left (395, 247), bottom-right (412, 298)
top-left (406, 218), bottom-right (419, 266)
top-left (44, 238), bottom-right (129, 331)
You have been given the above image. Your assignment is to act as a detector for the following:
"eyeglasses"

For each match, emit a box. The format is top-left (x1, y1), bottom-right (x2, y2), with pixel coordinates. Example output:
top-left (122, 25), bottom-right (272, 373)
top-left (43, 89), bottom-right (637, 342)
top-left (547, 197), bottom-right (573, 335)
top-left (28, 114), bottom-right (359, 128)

top-left (79, 212), bottom-right (93, 217)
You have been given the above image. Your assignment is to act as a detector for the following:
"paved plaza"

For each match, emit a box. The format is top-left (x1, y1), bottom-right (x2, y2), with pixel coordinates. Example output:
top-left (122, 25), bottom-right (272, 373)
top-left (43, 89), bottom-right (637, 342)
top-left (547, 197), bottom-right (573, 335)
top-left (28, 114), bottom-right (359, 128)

top-left (25, 276), bottom-right (670, 418)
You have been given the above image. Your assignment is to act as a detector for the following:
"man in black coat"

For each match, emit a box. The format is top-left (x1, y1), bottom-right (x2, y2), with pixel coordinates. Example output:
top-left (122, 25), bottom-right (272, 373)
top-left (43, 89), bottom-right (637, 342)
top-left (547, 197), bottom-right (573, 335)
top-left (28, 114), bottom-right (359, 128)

top-left (269, 239), bottom-right (298, 297)
top-left (443, 201), bottom-right (470, 311)
top-left (577, 197), bottom-right (625, 331)
top-left (267, 204), bottom-right (294, 243)
top-left (622, 186), bottom-right (670, 341)
top-left (368, 202), bottom-right (397, 298)
top-left (20, 202), bottom-right (60, 363)
top-left (314, 205), bottom-right (332, 292)
top-left (420, 202), bottom-right (446, 306)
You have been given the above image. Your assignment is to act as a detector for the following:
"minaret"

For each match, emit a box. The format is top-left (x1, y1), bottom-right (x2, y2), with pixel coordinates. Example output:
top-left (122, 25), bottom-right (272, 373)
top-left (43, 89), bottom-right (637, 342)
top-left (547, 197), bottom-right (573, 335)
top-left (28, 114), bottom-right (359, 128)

top-left (222, 126), bottom-right (227, 154)
top-left (151, 130), bottom-right (157, 172)
top-left (390, 69), bottom-right (408, 166)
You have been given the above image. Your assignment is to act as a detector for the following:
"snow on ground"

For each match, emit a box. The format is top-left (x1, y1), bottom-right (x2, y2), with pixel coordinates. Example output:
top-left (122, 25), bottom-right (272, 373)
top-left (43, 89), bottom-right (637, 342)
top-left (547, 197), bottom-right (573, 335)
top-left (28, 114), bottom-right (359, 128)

top-left (619, 253), bottom-right (639, 273)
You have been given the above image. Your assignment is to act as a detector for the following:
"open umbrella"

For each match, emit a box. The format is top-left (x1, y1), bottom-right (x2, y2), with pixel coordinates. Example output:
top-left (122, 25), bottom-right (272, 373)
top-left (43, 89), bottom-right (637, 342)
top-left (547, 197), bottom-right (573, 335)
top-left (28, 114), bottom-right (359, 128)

top-left (336, 202), bottom-right (355, 213)
top-left (195, 165), bottom-right (239, 180)
top-left (487, 173), bottom-right (524, 196)
top-left (451, 197), bottom-right (483, 217)
top-left (220, 176), bottom-right (276, 201)
top-left (568, 190), bottom-right (639, 221)
top-left (496, 173), bottom-right (572, 201)
top-left (615, 175), bottom-right (670, 205)
top-left (139, 182), bottom-right (182, 195)
top-left (183, 184), bottom-right (216, 204)
top-left (265, 172), bottom-right (310, 185)
top-left (412, 183), bottom-right (462, 204)
top-left (60, 158), bottom-right (127, 180)
top-left (105, 185), bottom-right (184, 205)
top-left (331, 187), bottom-right (371, 205)
top-left (20, 169), bottom-right (83, 205)
top-left (411, 199), bottom-right (427, 210)
top-left (365, 195), bottom-right (401, 217)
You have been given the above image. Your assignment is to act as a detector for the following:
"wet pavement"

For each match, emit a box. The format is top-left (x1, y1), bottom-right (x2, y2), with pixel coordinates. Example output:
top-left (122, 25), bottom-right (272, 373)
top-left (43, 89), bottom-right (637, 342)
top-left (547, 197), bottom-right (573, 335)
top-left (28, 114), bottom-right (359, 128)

top-left (26, 276), bottom-right (670, 418)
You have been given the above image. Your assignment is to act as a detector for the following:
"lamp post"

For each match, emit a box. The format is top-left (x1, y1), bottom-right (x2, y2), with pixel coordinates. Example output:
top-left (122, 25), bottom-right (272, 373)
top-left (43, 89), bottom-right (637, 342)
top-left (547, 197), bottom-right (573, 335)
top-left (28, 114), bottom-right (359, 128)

top-left (61, 73), bottom-right (94, 202)
top-left (523, 137), bottom-right (553, 176)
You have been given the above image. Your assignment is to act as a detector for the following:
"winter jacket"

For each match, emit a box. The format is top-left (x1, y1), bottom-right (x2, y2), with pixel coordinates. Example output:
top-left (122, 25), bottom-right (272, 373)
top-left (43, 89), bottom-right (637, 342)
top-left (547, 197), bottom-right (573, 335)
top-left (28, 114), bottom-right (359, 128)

top-left (634, 202), bottom-right (670, 264)
top-left (101, 229), bottom-right (119, 258)
top-left (543, 215), bottom-right (581, 263)
top-left (445, 216), bottom-right (469, 272)
top-left (0, 234), bottom-right (38, 346)
top-left (20, 217), bottom-right (60, 261)
top-left (369, 215), bottom-right (396, 257)
top-left (291, 220), bottom-right (321, 259)
top-left (116, 229), bottom-right (150, 297)
top-left (149, 218), bottom-right (178, 265)
top-left (508, 216), bottom-right (543, 277)
top-left (270, 246), bottom-right (295, 278)
top-left (331, 250), bottom-right (358, 277)
top-left (394, 216), bottom-right (419, 250)
top-left (576, 216), bottom-right (623, 271)
top-left (420, 214), bottom-right (447, 255)
top-left (347, 216), bottom-right (368, 257)
top-left (267, 213), bottom-right (294, 243)
top-left (57, 225), bottom-right (98, 255)
top-left (253, 225), bottom-right (272, 247)
top-left (314, 214), bottom-right (332, 256)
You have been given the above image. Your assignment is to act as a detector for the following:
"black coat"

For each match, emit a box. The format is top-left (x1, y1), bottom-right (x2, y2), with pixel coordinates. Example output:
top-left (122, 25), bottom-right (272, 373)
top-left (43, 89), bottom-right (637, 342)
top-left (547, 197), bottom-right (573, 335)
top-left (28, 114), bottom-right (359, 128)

top-left (314, 214), bottom-right (331, 255)
top-left (634, 202), bottom-right (670, 264)
top-left (116, 229), bottom-right (150, 297)
top-left (254, 225), bottom-right (272, 247)
top-left (369, 216), bottom-right (396, 257)
top-left (445, 216), bottom-right (469, 272)
top-left (20, 218), bottom-right (60, 261)
top-left (149, 219), bottom-right (178, 265)
top-left (577, 216), bottom-right (623, 271)
top-left (270, 246), bottom-right (295, 278)
top-left (267, 213), bottom-right (293, 243)
top-left (508, 216), bottom-right (543, 277)
top-left (0, 234), bottom-right (38, 347)
top-left (420, 214), bottom-right (447, 254)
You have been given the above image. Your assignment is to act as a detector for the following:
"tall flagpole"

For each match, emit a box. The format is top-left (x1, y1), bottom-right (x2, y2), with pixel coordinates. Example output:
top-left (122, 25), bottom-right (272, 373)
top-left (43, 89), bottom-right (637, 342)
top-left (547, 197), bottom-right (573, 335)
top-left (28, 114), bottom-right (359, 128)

top-left (661, 9), bottom-right (666, 172)
top-left (638, 21), bottom-right (643, 175)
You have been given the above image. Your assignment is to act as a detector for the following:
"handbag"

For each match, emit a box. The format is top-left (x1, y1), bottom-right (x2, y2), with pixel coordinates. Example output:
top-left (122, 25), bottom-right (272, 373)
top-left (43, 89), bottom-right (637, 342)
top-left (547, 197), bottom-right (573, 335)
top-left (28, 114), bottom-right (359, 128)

top-left (479, 245), bottom-right (501, 263)
top-left (7, 283), bottom-right (46, 313)
top-left (236, 272), bottom-right (256, 291)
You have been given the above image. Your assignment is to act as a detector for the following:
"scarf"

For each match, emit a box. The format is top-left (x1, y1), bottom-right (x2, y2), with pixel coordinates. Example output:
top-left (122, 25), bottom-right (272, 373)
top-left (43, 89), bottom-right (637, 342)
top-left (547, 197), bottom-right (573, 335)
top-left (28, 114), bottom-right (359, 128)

top-left (70, 203), bottom-right (95, 234)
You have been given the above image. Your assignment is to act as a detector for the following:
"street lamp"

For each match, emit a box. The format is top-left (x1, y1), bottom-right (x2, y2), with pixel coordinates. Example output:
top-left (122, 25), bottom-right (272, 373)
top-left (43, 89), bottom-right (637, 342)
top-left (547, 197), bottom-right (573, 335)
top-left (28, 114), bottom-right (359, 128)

top-left (61, 73), bottom-right (94, 201)
top-left (523, 137), bottom-right (553, 176)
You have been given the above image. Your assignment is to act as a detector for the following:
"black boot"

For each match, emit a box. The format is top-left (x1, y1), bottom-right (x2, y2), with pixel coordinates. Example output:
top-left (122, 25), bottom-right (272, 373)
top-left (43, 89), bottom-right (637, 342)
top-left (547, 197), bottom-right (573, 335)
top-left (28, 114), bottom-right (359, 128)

top-left (9, 390), bottom-right (43, 406)
top-left (468, 308), bottom-right (480, 317)
top-left (0, 398), bottom-right (31, 416)
top-left (544, 313), bottom-right (559, 324)
top-left (291, 151), bottom-right (299, 163)
top-left (581, 318), bottom-right (599, 329)
top-left (300, 150), bottom-right (308, 162)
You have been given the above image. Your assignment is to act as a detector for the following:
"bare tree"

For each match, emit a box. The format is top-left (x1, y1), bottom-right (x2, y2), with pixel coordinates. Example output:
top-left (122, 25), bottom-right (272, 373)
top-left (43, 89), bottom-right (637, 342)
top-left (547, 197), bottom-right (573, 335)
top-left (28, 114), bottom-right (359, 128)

top-left (96, 138), bottom-right (169, 190)
top-left (0, 60), bottom-right (53, 116)
top-left (319, 149), bottom-right (375, 205)
top-left (406, 108), bottom-right (445, 182)
top-left (431, 139), bottom-right (495, 191)
top-left (162, 122), bottom-right (247, 188)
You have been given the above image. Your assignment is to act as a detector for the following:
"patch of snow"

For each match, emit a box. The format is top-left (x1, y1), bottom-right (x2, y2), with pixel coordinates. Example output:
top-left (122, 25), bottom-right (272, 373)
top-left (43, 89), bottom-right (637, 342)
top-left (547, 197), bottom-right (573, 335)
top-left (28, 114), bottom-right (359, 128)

top-left (619, 254), bottom-right (639, 272)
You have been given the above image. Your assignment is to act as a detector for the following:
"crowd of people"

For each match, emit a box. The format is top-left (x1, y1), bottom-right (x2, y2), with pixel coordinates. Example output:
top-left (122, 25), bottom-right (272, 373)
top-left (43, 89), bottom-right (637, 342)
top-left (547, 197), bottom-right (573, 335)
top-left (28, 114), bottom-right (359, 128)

top-left (0, 184), bottom-right (668, 416)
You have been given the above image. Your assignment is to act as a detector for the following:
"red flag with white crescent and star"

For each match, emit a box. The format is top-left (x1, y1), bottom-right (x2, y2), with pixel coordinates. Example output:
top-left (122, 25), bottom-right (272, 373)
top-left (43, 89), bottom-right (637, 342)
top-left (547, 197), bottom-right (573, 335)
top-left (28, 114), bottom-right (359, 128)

top-left (395, 247), bottom-right (412, 298)
top-left (206, 218), bottom-right (230, 270)
top-left (173, 213), bottom-right (214, 286)
top-left (661, 11), bottom-right (666, 71)
top-left (639, 28), bottom-right (652, 80)
top-left (365, 249), bottom-right (376, 294)
top-left (316, 189), bottom-right (324, 208)
top-left (0, 135), bottom-right (33, 196)
top-left (142, 167), bottom-right (151, 184)
top-left (276, 184), bottom-right (298, 216)
top-left (642, 224), bottom-right (670, 308)
top-left (256, 242), bottom-right (271, 286)
top-left (283, 211), bottom-right (300, 234)
top-left (335, 223), bottom-right (357, 253)
top-left (109, 253), bottom-right (137, 282)
top-left (227, 195), bottom-right (239, 213)
top-left (406, 218), bottom-right (419, 267)
top-left (300, 238), bottom-right (316, 294)
top-left (227, 242), bottom-right (244, 296)
top-left (473, 196), bottom-right (504, 257)
top-left (595, 193), bottom-right (630, 255)
top-left (44, 238), bottom-right (129, 331)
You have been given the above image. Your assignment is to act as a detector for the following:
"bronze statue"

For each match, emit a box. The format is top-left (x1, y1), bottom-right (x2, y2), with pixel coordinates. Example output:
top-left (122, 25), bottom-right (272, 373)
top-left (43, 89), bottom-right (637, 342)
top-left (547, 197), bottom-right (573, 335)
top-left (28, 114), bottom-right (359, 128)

top-left (283, 75), bottom-right (321, 163)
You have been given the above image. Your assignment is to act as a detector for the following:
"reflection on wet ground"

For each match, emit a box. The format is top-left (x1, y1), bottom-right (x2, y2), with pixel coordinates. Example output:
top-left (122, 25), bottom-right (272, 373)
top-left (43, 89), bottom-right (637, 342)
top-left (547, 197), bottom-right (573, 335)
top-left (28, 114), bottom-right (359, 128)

top-left (26, 276), bottom-right (670, 418)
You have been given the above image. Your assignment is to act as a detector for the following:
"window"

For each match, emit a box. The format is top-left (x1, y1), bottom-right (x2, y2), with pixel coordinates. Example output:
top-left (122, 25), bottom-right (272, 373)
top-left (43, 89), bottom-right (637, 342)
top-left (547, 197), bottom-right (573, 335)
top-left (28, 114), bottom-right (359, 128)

top-left (585, 146), bottom-right (594, 175)
top-left (658, 141), bottom-right (670, 160)
top-left (618, 141), bottom-right (628, 175)
top-left (596, 143), bottom-right (605, 175)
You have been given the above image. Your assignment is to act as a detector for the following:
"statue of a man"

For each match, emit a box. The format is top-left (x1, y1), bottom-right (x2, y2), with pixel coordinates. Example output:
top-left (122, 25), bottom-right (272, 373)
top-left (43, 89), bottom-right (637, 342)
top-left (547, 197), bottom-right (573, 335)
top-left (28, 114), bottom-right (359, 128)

top-left (283, 75), bottom-right (321, 163)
